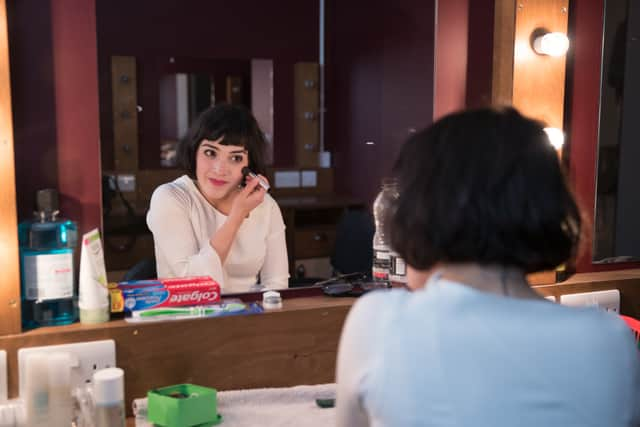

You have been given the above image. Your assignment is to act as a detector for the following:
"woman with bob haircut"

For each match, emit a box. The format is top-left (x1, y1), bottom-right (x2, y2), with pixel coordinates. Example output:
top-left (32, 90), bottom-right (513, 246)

top-left (336, 107), bottom-right (639, 426)
top-left (147, 104), bottom-right (288, 293)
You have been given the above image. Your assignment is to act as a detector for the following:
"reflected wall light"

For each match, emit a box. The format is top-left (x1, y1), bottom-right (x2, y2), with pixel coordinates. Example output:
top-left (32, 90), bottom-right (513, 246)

top-left (544, 127), bottom-right (565, 150)
top-left (532, 31), bottom-right (570, 57)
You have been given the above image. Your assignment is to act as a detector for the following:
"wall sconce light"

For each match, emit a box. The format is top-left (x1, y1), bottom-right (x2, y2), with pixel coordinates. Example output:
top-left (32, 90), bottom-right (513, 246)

top-left (531, 30), bottom-right (570, 57)
top-left (544, 127), bottom-right (565, 149)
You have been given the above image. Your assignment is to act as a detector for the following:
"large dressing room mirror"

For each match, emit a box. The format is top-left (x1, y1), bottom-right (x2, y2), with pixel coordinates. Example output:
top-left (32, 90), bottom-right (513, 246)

top-left (594, 0), bottom-right (640, 263)
top-left (8, 0), bottom-right (438, 293)
top-left (98, 0), bottom-right (438, 288)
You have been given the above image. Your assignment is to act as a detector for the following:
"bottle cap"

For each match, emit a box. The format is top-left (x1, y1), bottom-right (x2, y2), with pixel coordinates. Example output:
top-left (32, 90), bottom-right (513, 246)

top-left (35, 189), bottom-right (59, 214)
top-left (93, 368), bottom-right (124, 406)
top-left (262, 290), bottom-right (283, 310)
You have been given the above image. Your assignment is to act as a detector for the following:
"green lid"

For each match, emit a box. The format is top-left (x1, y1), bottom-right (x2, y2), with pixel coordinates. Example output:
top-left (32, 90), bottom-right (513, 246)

top-left (148, 383), bottom-right (222, 427)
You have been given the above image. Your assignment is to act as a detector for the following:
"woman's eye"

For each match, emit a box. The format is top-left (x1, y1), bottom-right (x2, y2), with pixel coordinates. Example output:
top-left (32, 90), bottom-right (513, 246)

top-left (231, 155), bottom-right (244, 163)
top-left (204, 149), bottom-right (215, 157)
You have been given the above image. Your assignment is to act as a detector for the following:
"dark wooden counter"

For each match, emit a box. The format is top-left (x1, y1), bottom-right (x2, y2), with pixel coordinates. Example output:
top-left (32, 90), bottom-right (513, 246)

top-left (0, 295), bottom-right (355, 414)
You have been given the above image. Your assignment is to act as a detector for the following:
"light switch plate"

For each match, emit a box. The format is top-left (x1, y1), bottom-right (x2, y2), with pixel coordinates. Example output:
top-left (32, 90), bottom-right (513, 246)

top-left (18, 340), bottom-right (116, 398)
top-left (559, 289), bottom-right (620, 312)
top-left (117, 174), bottom-right (136, 192)
top-left (274, 171), bottom-right (300, 188)
top-left (301, 170), bottom-right (317, 188)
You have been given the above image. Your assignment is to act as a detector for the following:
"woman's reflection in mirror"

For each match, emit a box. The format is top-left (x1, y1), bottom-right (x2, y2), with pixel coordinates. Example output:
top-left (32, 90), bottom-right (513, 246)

top-left (147, 104), bottom-right (289, 293)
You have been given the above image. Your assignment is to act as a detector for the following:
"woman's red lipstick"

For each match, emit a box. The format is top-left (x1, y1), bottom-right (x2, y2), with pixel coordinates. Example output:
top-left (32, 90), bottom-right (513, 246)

top-left (209, 178), bottom-right (227, 186)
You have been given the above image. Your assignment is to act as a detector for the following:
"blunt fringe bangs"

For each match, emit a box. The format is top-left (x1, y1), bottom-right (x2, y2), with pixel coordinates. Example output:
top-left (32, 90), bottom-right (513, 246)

top-left (387, 107), bottom-right (581, 273)
top-left (177, 104), bottom-right (267, 177)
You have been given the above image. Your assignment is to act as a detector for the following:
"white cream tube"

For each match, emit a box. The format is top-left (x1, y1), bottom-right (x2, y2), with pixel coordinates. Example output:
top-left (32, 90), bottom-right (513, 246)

top-left (78, 228), bottom-right (110, 324)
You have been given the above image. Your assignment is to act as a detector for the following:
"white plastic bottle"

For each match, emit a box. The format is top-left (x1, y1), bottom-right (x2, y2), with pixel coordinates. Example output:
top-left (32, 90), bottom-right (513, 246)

top-left (47, 352), bottom-right (73, 426)
top-left (24, 353), bottom-right (49, 427)
top-left (93, 368), bottom-right (125, 427)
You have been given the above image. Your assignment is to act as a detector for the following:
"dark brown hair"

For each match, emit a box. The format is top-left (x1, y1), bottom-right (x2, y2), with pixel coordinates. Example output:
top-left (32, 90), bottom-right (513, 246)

top-left (177, 103), bottom-right (267, 177)
top-left (387, 107), bottom-right (581, 273)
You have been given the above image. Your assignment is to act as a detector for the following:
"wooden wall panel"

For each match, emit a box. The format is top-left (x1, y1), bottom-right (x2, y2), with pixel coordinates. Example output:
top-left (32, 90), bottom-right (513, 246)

top-left (492, 0), bottom-right (516, 105)
top-left (512, 0), bottom-right (570, 128)
top-left (492, 0), bottom-right (570, 284)
top-left (294, 62), bottom-right (319, 167)
top-left (111, 56), bottom-right (139, 172)
top-left (0, 0), bottom-right (21, 336)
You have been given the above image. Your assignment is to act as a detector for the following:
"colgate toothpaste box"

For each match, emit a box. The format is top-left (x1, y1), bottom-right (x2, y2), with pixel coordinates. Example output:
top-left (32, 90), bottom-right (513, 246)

top-left (109, 276), bottom-right (221, 313)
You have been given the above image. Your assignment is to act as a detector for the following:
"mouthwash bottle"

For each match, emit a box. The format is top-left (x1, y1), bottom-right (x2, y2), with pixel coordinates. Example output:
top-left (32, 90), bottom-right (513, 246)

top-left (19, 189), bottom-right (78, 329)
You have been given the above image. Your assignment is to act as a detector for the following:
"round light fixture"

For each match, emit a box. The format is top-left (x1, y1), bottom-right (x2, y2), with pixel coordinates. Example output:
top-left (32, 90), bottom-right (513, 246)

top-left (533, 32), bottom-right (570, 57)
top-left (544, 127), bottom-right (565, 149)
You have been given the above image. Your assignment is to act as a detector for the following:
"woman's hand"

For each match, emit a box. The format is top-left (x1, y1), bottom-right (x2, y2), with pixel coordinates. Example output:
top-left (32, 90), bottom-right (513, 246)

top-left (229, 174), bottom-right (270, 219)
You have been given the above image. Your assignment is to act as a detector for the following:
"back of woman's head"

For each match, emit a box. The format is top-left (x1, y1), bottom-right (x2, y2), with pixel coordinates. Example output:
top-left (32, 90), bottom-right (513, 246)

top-left (177, 103), bottom-right (267, 177)
top-left (388, 107), bottom-right (581, 273)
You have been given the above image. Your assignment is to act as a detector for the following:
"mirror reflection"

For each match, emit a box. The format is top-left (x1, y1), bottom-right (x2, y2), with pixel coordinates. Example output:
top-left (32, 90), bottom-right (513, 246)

top-left (594, 0), bottom-right (640, 262)
top-left (91, 0), bottom-right (320, 294)
top-left (9, 0), bottom-right (436, 298)
top-left (158, 58), bottom-right (274, 167)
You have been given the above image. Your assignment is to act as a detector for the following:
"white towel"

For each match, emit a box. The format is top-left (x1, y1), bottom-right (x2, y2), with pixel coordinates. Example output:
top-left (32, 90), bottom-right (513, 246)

top-left (216, 383), bottom-right (336, 427)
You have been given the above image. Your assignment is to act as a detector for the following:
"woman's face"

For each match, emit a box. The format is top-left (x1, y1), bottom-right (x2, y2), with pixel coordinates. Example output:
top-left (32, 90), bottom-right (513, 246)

top-left (195, 138), bottom-right (250, 205)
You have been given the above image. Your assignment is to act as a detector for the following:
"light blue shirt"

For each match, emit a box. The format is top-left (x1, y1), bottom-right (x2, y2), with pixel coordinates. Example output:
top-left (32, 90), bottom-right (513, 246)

top-left (336, 278), bottom-right (640, 427)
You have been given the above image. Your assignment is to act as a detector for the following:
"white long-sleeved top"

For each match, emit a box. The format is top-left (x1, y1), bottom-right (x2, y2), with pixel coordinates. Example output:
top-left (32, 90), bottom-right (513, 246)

top-left (336, 277), bottom-right (640, 427)
top-left (147, 175), bottom-right (289, 293)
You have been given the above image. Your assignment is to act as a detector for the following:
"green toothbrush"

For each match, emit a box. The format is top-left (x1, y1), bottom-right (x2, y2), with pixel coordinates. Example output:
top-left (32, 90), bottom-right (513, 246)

top-left (133, 303), bottom-right (246, 318)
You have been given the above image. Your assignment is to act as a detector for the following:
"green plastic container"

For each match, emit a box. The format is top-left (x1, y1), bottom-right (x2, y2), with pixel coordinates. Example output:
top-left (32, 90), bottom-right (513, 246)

top-left (147, 384), bottom-right (222, 427)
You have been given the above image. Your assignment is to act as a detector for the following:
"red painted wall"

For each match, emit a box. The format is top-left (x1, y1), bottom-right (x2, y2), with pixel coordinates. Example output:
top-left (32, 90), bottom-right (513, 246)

top-left (434, 0), bottom-right (469, 119)
top-left (50, 0), bottom-right (102, 235)
top-left (8, 0), bottom-right (102, 236)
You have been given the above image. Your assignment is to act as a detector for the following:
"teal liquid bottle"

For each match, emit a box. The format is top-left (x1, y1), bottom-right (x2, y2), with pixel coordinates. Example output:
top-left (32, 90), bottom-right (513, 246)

top-left (19, 189), bottom-right (78, 329)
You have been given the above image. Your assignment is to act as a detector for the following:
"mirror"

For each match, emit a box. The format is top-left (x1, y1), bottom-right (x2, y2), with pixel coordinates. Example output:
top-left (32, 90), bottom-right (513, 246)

top-left (9, 0), bottom-right (440, 296)
top-left (95, 0), bottom-right (320, 289)
top-left (594, 0), bottom-right (640, 262)
top-left (158, 58), bottom-right (274, 167)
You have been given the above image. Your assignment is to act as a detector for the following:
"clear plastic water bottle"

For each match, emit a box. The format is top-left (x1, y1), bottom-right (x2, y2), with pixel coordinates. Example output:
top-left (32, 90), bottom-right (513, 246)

top-left (372, 179), bottom-right (407, 286)
top-left (19, 189), bottom-right (78, 329)
top-left (372, 179), bottom-right (394, 282)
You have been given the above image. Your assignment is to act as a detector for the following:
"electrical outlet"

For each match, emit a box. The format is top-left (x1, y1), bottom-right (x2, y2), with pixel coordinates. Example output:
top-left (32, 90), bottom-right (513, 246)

top-left (18, 340), bottom-right (115, 398)
top-left (0, 350), bottom-right (6, 402)
top-left (559, 289), bottom-right (621, 313)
